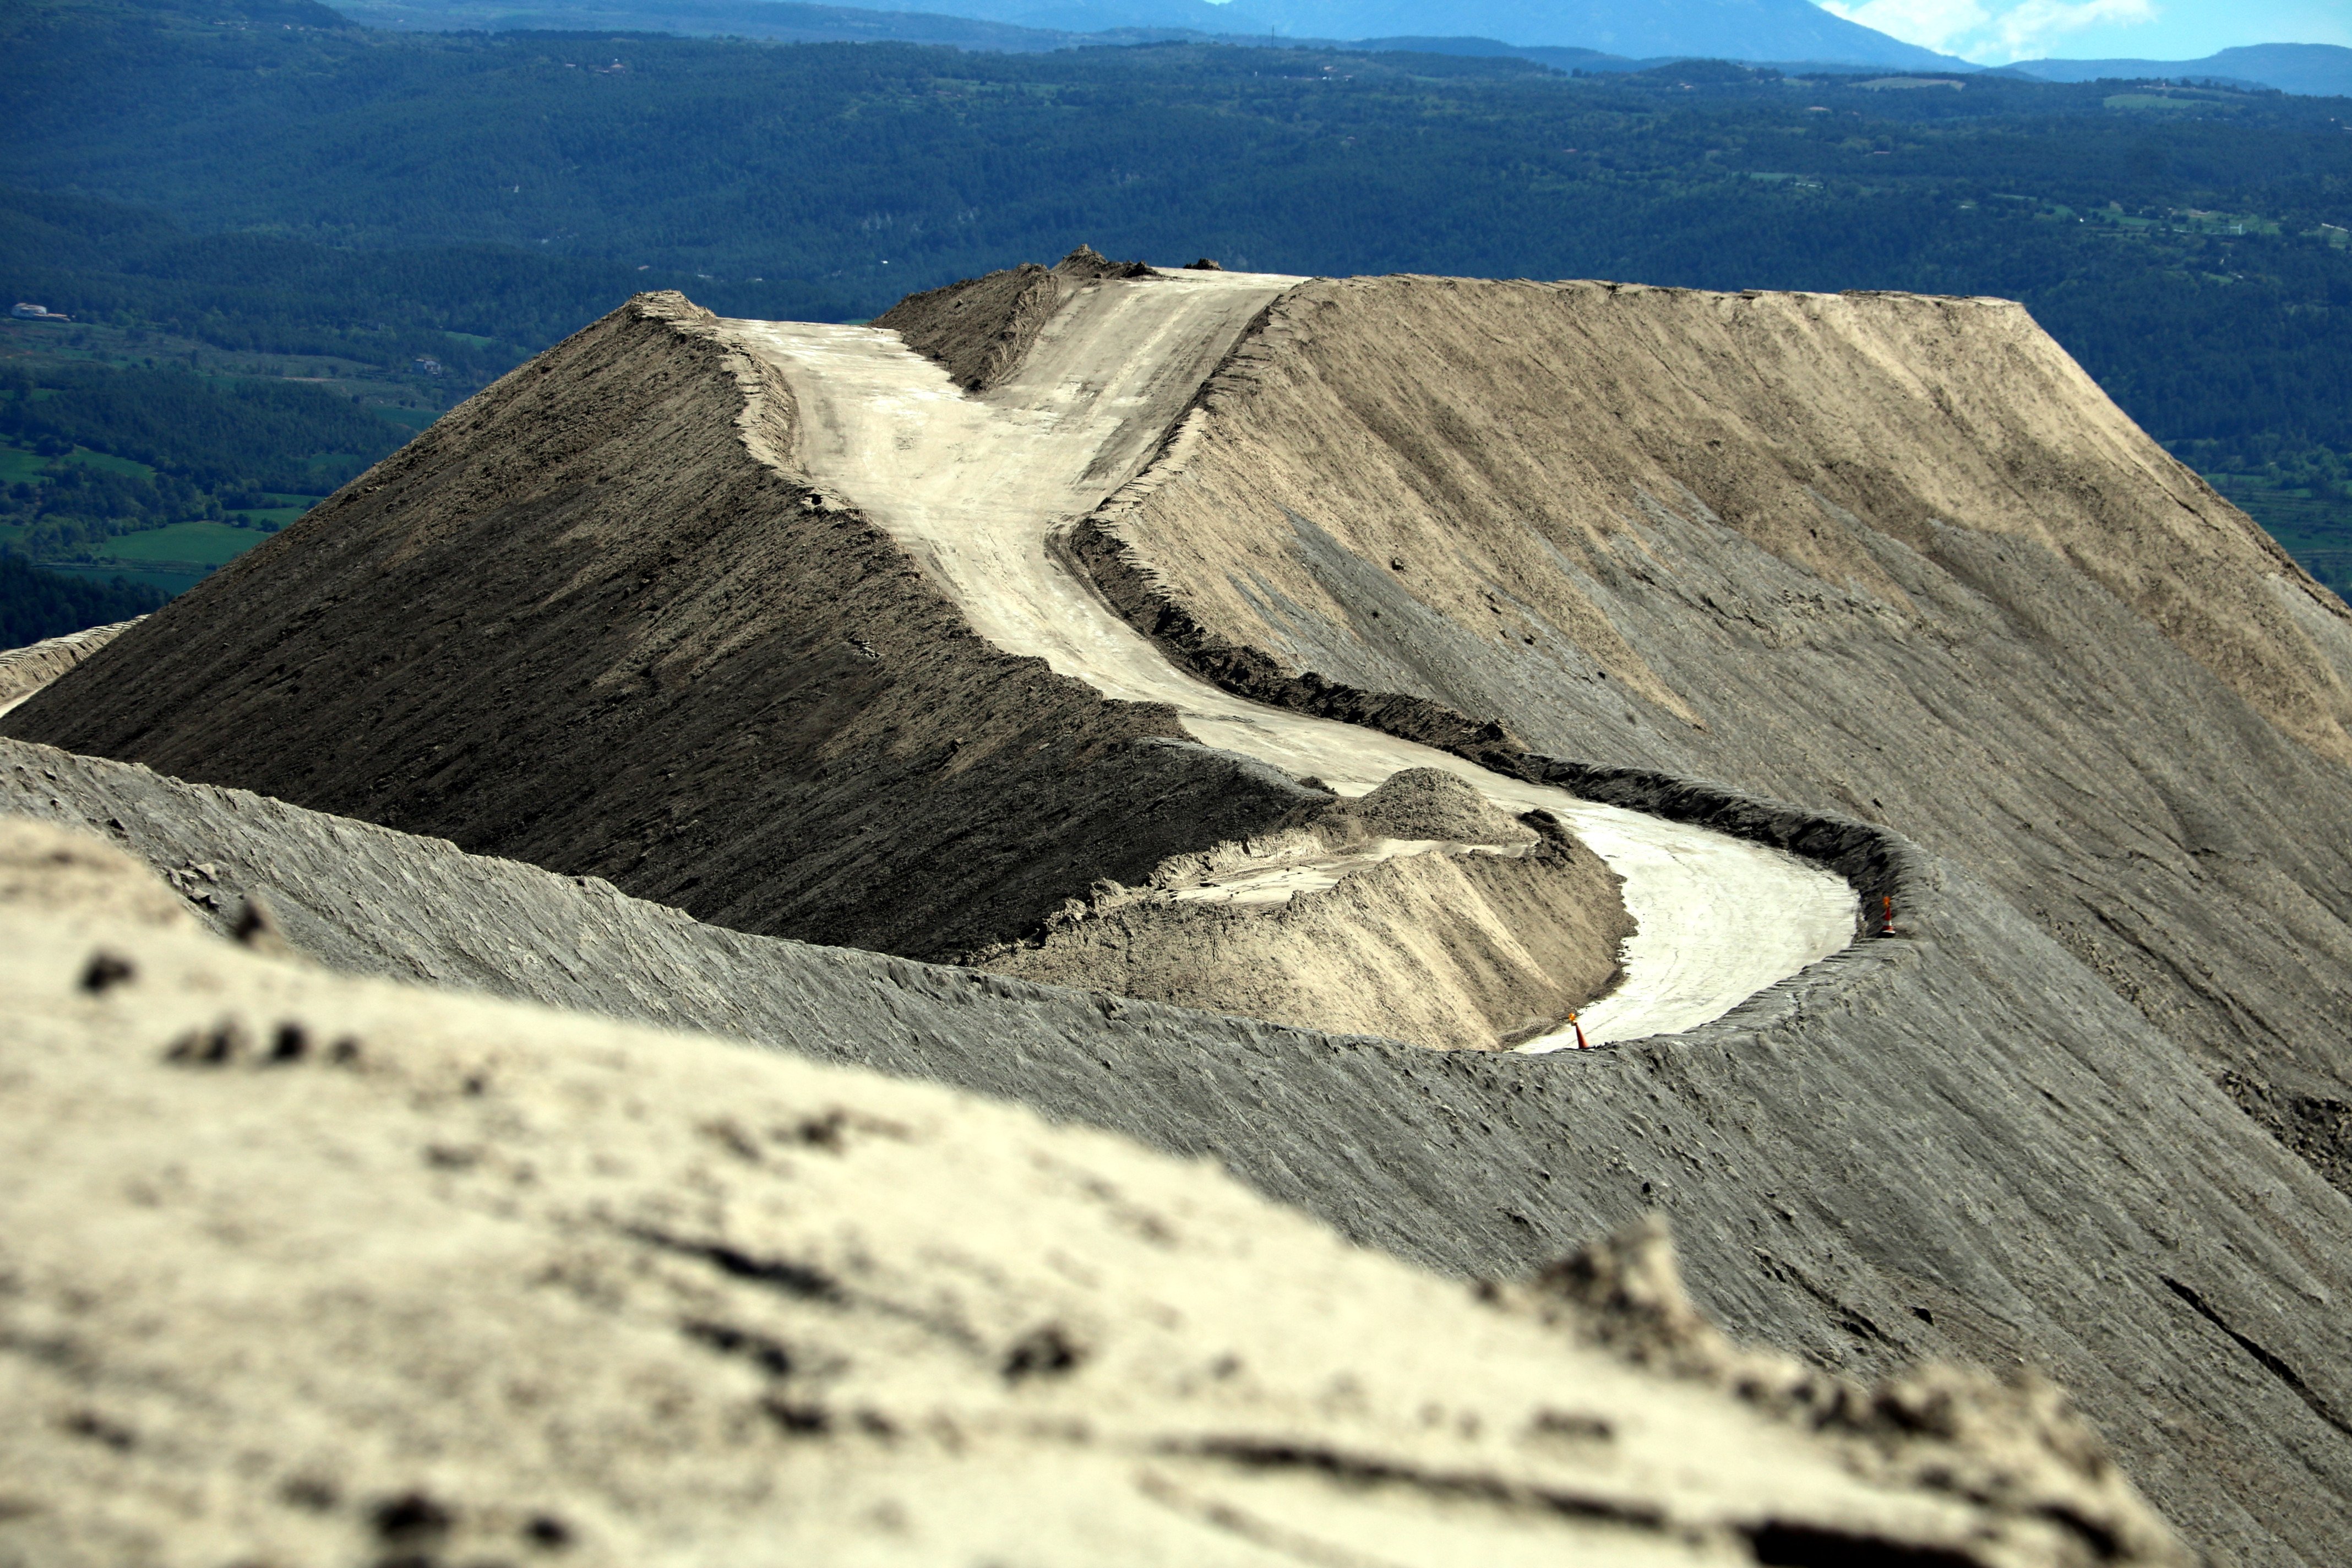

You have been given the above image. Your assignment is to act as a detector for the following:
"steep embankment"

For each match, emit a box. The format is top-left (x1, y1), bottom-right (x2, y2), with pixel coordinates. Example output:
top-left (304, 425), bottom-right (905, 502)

top-left (0, 814), bottom-right (2188, 1568)
top-left (0, 294), bottom-right (1324, 962)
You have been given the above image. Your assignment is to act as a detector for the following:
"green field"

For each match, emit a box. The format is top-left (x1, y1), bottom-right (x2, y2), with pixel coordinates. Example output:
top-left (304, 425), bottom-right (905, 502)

top-left (12, 517), bottom-right (277, 602)
top-left (37, 561), bottom-right (209, 597)
top-left (0, 443), bottom-right (157, 483)
top-left (229, 503), bottom-right (311, 529)
top-left (10, 529), bottom-right (287, 600)
top-left (2105, 94), bottom-right (2207, 112)
top-left (98, 518), bottom-right (269, 567)
top-left (63, 446), bottom-right (155, 479)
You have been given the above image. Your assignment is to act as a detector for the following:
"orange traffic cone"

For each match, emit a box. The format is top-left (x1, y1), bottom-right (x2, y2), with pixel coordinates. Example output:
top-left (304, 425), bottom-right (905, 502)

top-left (1570, 1010), bottom-right (1590, 1050)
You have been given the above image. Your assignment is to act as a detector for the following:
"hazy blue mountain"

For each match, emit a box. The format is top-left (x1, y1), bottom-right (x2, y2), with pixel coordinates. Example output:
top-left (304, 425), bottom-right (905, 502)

top-left (2006, 42), bottom-right (2352, 99)
top-left (337, 0), bottom-right (1950, 66)
top-left (1347, 34), bottom-right (1630, 67)
top-left (334, 0), bottom-right (1121, 46)
top-left (329, 0), bottom-right (1629, 67)
top-left (902, 0), bottom-right (1953, 64)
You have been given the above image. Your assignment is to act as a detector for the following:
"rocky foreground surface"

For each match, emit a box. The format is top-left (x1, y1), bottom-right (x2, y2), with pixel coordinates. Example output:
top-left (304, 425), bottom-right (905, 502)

top-left (1, 814), bottom-right (2186, 1567)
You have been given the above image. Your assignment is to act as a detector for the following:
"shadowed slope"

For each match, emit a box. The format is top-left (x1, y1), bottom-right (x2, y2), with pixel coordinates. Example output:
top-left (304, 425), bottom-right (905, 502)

top-left (0, 293), bottom-right (1317, 960)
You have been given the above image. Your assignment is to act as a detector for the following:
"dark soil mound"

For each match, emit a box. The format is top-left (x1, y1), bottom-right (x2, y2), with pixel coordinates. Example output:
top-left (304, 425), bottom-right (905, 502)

top-left (0, 293), bottom-right (1316, 959)
top-left (1053, 243), bottom-right (1156, 280)
top-left (878, 247), bottom-right (1157, 391)
top-left (873, 262), bottom-right (1063, 393)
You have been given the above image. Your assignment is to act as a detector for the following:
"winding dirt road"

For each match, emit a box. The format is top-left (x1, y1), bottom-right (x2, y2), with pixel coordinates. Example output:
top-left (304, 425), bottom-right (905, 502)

top-left (727, 269), bottom-right (1856, 1046)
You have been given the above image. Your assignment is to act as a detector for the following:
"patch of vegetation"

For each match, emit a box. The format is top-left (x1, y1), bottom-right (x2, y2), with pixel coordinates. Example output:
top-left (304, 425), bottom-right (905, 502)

top-left (2104, 94), bottom-right (2213, 112)
top-left (99, 516), bottom-right (271, 565)
top-left (0, 361), bottom-right (358, 572)
top-left (1, 362), bottom-right (398, 489)
top-left (2199, 453), bottom-right (2352, 598)
top-left (0, 553), bottom-right (167, 646)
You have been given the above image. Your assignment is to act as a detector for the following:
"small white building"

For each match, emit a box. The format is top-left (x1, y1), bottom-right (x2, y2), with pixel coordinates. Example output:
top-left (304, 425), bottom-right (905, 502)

top-left (10, 302), bottom-right (69, 321)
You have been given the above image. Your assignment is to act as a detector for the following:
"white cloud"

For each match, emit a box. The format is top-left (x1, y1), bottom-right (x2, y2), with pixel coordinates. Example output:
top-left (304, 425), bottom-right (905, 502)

top-left (1818, 0), bottom-right (1989, 55)
top-left (1989, 0), bottom-right (2162, 56)
top-left (1820, 0), bottom-right (2160, 61)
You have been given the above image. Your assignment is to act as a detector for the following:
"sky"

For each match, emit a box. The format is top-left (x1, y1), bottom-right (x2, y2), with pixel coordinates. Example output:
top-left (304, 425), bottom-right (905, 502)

top-left (1812, 0), bottom-right (2350, 62)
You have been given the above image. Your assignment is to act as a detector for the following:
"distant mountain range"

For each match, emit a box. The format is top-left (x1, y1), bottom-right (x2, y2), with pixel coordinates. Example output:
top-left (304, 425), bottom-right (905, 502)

top-left (319, 0), bottom-right (2352, 94)
top-left (2002, 43), bottom-right (2352, 99)
top-left (333, 0), bottom-right (1956, 68)
top-left (897, 0), bottom-right (1953, 66)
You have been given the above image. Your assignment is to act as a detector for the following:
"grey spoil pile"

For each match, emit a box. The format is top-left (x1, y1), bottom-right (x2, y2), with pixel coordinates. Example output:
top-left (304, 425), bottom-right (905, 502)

top-left (1332, 764), bottom-right (1533, 843)
top-left (10, 734), bottom-right (2352, 1565)
top-left (14, 269), bottom-right (2352, 1566)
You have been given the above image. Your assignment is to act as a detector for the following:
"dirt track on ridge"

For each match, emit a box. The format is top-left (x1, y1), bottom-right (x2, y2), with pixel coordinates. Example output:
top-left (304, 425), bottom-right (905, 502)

top-left (727, 270), bottom-right (1856, 1045)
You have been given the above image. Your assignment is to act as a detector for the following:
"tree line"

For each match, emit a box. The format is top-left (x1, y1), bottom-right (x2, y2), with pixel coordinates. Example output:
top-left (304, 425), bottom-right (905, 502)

top-left (4, 0), bottom-right (2349, 592)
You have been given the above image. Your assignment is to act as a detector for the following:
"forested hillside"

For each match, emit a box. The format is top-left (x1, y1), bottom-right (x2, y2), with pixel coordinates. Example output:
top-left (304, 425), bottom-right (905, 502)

top-left (0, 557), bottom-right (163, 646)
top-left (4, 0), bottom-right (2350, 600)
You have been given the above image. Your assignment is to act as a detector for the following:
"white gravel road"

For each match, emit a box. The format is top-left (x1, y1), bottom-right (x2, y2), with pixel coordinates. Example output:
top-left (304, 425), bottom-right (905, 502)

top-left (727, 270), bottom-right (1855, 1046)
